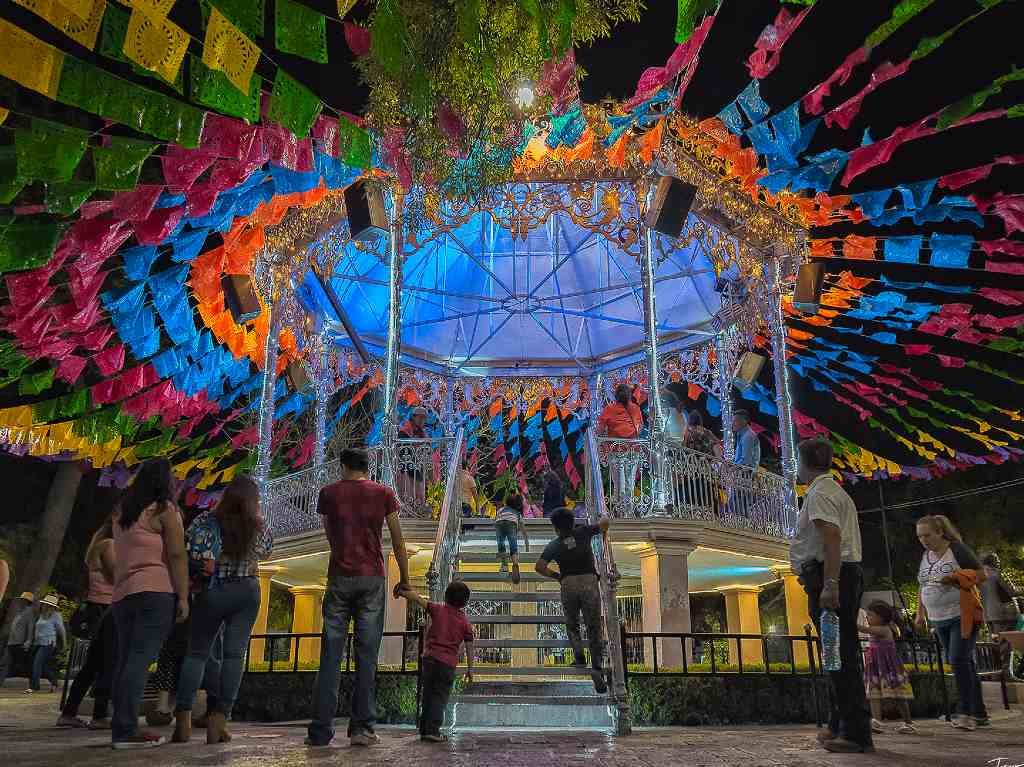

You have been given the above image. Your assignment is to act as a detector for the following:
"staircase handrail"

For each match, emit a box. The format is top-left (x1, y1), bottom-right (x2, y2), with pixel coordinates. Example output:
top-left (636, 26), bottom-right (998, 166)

top-left (584, 425), bottom-right (632, 735)
top-left (425, 426), bottom-right (466, 603)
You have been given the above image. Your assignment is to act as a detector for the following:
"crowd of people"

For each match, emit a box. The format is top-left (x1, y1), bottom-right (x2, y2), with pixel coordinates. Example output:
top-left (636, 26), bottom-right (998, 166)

top-left (0, 416), bottom-right (1018, 754)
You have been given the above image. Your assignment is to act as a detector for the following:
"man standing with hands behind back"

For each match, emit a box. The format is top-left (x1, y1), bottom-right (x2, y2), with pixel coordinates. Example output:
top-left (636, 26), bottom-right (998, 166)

top-left (789, 438), bottom-right (873, 754)
top-left (307, 448), bottom-right (411, 749)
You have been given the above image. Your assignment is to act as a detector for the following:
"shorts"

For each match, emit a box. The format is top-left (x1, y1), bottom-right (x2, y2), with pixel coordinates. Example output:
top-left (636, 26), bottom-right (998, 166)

top-left (495, 520), bottom-right (518, 555)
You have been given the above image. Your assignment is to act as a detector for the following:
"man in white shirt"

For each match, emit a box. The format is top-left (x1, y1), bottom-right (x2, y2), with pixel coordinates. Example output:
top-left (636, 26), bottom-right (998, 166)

top-left (789, 438), bottom-right (873, 754)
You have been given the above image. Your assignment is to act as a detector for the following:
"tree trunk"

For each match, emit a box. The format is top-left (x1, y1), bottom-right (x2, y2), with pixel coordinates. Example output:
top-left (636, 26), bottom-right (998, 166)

top-left (1, 461), bottom-right (85, 638)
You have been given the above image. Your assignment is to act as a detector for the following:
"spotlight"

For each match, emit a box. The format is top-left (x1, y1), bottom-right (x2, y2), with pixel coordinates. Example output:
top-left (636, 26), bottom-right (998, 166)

top-left (515, 82), bottom-right (535, 109)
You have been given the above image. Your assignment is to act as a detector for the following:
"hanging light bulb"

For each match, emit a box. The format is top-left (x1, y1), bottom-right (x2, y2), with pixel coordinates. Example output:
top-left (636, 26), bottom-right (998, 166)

top-left (515, 81), bottom-right (536, 109)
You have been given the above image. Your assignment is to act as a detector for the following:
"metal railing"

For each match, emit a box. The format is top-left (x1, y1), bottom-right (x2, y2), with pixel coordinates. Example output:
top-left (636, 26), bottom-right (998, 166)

top-left (584, 425), bottom-right (632, 735)
top-left (425, 427), bottom-right (466, 602)
top-left (593, 437), bottom-right (794, 537)
top-left (244, 630), bottom-right (423, 674)
top-left (264, 436), bottom-right (456, 537)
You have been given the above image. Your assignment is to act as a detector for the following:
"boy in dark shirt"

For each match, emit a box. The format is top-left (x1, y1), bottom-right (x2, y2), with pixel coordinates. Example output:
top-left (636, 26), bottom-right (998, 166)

top-left (534, 508), bottom-right (611, 693)
top-left (399, 582), bottom-right (474, 742)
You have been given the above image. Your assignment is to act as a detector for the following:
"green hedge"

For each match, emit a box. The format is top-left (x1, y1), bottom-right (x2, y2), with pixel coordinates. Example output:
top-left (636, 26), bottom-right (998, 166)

top-left (627, 671), bottom-right (955, 726)
top-left (232, 673), bottom-right (419, 723)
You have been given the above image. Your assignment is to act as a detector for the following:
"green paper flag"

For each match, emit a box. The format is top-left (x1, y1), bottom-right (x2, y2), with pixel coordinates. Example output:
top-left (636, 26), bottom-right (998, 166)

top-left (199, 0), bottom-right (265, 40)
top-left (0, 216), bottom-right (64, 275)
top-left (866, 0), bottom-right (934, 49)
top-left (57, 56), bottom-right (206, 148)
top-left (32, 398), bottom-right (58, 423)
top-left (371, 0), bottom-right (404, 76)
top-left (675, 0), bottom-right (717, 44)
top-left (0, 146), bottom-right (26, 205)
top-left (189, 54), bottom-right (261, 123)
top-left (16, 119), bottom-right (89, 183)
top-left (936, 67), bottom-right (1024, 130)
top-left (0, 341), bottom-right (32, 388)
top-left (19, 368), bottom-right (55, 396)
top-left (275, 0), bottom-right (328, 63)
top-left (46, 180), bottom-right (96, 215)
top-left (338, 116), bottom-right (372, 168)
top-left (100, 3), bottom-right (185, 93)
top-left (267, 69), bottom-right (322, 138)
top-left (93, 137), bottom-right (158, 190)
top-left (58, 389), bottom-right (89, 419)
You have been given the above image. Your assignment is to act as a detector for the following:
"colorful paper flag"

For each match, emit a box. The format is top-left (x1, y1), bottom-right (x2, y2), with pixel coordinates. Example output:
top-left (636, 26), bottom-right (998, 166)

top-left (189, 54), bottom-right (261, 122)
top-left (267, 69), bottom-right (323, 138)
top-left (15, 0), bottom-right (106, 50)
top-left (93, 137), bottom-right (158, 190)
top-left (123, 5), bottom-right (189, 83)
top-left (275, 0), bottom-right (327, 63)
top-left (202, 6), bottom-right (260, 95)
top-left (0, 19), bottom-right (65, 98)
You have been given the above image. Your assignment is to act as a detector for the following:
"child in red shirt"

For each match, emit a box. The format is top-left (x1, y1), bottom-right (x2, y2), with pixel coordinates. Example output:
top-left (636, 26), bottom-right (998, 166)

top-left (400, 582), bottom-right (474, 742)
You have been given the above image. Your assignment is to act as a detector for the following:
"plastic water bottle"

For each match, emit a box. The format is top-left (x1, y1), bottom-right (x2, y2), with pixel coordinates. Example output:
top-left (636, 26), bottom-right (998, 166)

top-left (820, 609), bottom-right (841, 672)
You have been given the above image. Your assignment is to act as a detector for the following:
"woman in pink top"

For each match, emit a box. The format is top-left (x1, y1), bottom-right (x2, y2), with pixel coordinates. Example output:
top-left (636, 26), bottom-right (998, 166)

top-left (57, 516), bottom-right (118, 729)
top-left (109, 459), bottom-right (189, 750)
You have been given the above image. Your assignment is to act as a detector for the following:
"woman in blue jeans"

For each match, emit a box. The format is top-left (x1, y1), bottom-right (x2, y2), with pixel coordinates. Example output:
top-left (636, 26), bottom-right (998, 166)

top-left (173, 475), bottom-right (273, 744)
top-left (495, 494), bottom-right (529, 585)
top-left (28, 594), bottom-right (65, 692)
top-left (914, 514), bottom-right (989, 731)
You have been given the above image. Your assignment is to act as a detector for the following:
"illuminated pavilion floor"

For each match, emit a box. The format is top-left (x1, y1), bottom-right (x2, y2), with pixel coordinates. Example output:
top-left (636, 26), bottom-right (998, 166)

top-left (3, 687), bottom-right (1022, 766)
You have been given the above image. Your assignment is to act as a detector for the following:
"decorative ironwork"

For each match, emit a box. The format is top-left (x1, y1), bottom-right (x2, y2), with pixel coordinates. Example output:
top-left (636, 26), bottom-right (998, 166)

top-left (424, 428), bottom-right (466, 603)
top-left (453, 376), bottom-right (590, 415)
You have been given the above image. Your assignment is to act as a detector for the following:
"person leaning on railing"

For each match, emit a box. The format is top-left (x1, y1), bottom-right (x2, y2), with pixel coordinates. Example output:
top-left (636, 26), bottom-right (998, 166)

top-left (788, 437), bottom-right (873, 754)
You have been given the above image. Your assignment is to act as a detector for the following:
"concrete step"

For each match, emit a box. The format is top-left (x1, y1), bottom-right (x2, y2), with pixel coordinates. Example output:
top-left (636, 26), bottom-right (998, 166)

top-left (456, 570), bottom-right (549, 583)
top-left (455, 694), bottom-right (607, 706)
top-left (457, 666), bottom-right (600, 676)
top-left (472, 639), bottom-right (572, 648)
top-left (458, 551), bottom-right (540, 563)
top-left (467, 591), bottom-right (560, 602)
top-left (469, 615), bottom-right (565, 625)
top-left (449, 697), bottom-right (613, 729)
top-left (465, 680), bottom-right (599, 697)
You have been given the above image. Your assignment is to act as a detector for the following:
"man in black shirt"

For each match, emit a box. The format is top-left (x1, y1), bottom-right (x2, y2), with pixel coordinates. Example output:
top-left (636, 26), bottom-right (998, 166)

top-left (534, 509), bottom-right (611, 693)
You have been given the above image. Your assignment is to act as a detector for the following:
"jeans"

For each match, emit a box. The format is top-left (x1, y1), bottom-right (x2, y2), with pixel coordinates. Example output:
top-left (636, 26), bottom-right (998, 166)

top-left (0, 644), bottom-right (30, 685)
top-left (63, 607), bottom-right (117, 719)
top-left (419, 656), bottom-right (456, 736)
top-left (560, 574), bottom-right (604, 670)
top-left (30, 643), bottom-right (58, 690)
top-left (495, 521), bottom-right (519, 556)
top-left (175, 578), bottom-right (260, 717)
top-left (307, 575), bottom-right (386, 744)
top-left (804, 561), bottom-right (872, 747)
top-left (934, 618), bottom-right (988, 719)
top-left (111, 592), bottom-right (175, 742)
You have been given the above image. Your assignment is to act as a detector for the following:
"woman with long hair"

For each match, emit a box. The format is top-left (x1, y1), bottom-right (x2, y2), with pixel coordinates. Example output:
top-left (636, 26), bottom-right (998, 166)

top-left (110, 459), bottom-right (189, 749)
top-left (57, 516), bottom-right (118, 728)
top-left (914, 514), bottom-right (988, 731)
top-left (172, 475), bottom-right (273, 744)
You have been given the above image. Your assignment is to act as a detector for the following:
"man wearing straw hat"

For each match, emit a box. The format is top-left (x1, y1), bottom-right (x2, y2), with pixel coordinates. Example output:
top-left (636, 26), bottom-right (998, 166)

top-left (0, 591), bottom-right (36, 685)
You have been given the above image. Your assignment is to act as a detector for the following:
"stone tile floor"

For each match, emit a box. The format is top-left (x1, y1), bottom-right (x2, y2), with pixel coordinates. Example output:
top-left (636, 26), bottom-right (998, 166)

top-left (2, 690), bottom-right (1022, 767)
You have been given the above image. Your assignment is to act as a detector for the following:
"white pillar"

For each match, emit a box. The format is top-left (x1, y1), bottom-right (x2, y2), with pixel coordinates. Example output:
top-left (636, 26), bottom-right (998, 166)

top-left (313, 328), bottom-right (330, 468)
top-left (764, 260), bottom-right (798, 525)
top-left (637, 541), bottom-right (693, 668)
top-left (255, 270), bottom-right (282, 504)
top-left (638, 184), bottom-right (667, 513)
top-left (379, 188), bottom-right (404, 491)
top-left (714, 328), bottom-right (737, 461)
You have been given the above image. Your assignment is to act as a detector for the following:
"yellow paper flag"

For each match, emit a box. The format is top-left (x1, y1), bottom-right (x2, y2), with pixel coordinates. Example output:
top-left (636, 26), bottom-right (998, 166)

top-left (14, 0), bottom-right (106, 50)
top-left (202, 6), bottom-right (259, 94)
top-left (0, 107), bottom-right (8, 126)
top-left (337, 0), bottom-right (357, 18)
top-left (0, 20), bottom-right (65, 97)
top-left (55, 0), bottom-right (93, 17)
top-left (127, 0), bottom-right (176, 13)
top-left (124, 5), bottom-right (189, 83)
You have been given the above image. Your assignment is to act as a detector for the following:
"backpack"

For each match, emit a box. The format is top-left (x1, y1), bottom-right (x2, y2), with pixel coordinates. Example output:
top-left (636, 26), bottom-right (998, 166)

top-left (185, 513), bottom-right (222, 591)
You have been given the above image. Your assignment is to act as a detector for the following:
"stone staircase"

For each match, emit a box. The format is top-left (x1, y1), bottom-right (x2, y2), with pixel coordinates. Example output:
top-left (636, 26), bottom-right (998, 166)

top-left (447, 517), bottom-right (615, 731)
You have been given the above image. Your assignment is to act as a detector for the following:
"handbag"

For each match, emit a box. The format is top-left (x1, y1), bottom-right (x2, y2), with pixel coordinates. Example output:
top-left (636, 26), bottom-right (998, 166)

top-left (68, 604), bottom-right (93, 640)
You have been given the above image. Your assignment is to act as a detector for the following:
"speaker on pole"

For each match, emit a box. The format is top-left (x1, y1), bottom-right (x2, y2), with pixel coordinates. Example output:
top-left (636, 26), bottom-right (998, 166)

top-left (221, 275), bottom-right (262, 324)
top-left (793, 262), bottom-right (825, 314)
top-left (343, 179), bottom-right (387, 241)
top-left (733, 351), bottom-right (766, 391)
top-left (285, 361), bottom-right (311, 393)
top-left (644, 176), bottom-right (698, 238)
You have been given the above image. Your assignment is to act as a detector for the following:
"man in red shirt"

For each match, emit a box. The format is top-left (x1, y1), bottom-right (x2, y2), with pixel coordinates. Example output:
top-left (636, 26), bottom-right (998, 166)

top-left (596, 383), bottom-right (644, 514)
top-left (398, 406), bottom-right (429, 510)
top-left (307, 448), bottom-right (411, 748)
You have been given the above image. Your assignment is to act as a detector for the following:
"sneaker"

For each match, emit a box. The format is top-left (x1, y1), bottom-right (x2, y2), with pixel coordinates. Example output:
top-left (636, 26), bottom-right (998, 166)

top-left (88, 718), bottom-right (111, 730)
top-left (498, 560), bottom-right (508, 573)
top-left (511, 563), bottom-right (521, 585)
top-left (350, 731), bottom-right (381, 746)
top-left (421, 733), bottom-right (447, 743)
top-left (592, 672), bottom-right (608, 695)
top-left (304, 736), bottom-right (332, 747)
top-left (822, 738), bottom-right (875, 754)
top-left (973, 716), bottom-right (991, 727)
top-left (23, 689), bottom-right (34, 694)
top-left (894, 723), bottom-right (917, 734)
top-left (146, 710), bottom-right (173, 727)
top-left (952, 715), bottom-right (976, 731)
top-left (870, 718), bottom-right (884, 733)
top-left (112, 733), bottom-right (167, 750)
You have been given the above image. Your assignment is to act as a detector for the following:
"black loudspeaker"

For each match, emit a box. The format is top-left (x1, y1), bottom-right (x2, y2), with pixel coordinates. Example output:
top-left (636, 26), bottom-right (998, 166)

top-left (733, 351), bottom-right (767, 391)
top-left (285, 361), bottom-right (311, 392)
top-left (793, 262), bottom-right (825, 314)
top-left (343, 179), bottom-right (387, 241)
top-left (644, 176), bottom-right (698, 238)
top-left (221, 275), bottom-right (261, 324)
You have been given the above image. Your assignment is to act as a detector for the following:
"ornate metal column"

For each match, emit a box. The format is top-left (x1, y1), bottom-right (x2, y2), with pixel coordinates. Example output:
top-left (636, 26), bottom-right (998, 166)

top-left (254, 258), bottom-right (282, 503)
top-left (442, 375), bottom-right (457, 436)
top-left (379, 186), bottom-right (405, 490)
top-left (637, 184), bottom-right (668, 514)
top-left (714, 327), bottom-right (738, 461)
top-left (763, 259), bottom-right (798, 525)
top-left (312, 326), bottom-right (331, 468)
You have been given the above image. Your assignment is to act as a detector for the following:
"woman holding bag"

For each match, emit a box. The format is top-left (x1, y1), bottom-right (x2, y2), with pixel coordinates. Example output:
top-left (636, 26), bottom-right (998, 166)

top-left (172, 475), bottom-right (273, 744)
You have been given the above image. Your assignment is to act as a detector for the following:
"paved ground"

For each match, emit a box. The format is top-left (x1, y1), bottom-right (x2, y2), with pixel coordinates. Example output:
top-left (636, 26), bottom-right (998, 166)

top-left (2, 689), bottom-right (1022, 766)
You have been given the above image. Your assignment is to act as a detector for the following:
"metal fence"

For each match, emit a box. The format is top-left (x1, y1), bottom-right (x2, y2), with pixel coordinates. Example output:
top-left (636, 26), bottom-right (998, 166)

top-left (593, 437), bottom-right (793, 537)
top-left (244, 630), bottom-right (423, 674)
